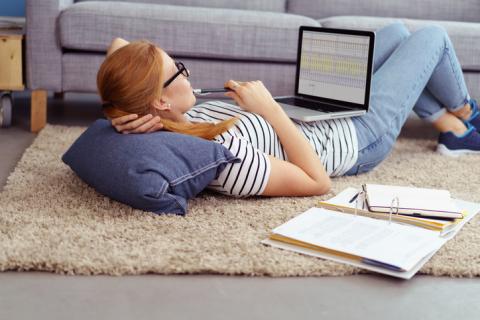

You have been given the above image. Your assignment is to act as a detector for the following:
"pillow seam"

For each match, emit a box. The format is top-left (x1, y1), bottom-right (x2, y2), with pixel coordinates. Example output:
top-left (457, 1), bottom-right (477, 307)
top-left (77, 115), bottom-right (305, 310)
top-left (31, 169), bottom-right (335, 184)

top-left (169, 157), bottom-right (233, 186)
top-left (154, 180), bottom-right (169, 198)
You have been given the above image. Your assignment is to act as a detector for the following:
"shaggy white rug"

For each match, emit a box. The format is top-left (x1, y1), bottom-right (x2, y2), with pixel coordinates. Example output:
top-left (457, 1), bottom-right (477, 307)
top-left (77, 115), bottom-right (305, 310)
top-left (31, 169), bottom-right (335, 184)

top-left (0, 124), bottom-right (479, 277)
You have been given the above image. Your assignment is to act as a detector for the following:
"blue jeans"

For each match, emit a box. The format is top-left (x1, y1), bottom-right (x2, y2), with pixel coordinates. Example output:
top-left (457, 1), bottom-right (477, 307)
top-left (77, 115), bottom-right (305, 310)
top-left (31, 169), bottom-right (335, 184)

top-left (345, 22), bottom-right (471, 176)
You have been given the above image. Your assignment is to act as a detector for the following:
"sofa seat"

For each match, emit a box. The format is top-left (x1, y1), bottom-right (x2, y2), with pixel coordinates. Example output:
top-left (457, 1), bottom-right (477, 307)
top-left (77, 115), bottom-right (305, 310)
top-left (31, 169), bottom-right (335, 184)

top-left (59, 1), bottom-right (319, 62)
top-left (319, 16), bottom-right (480, 71)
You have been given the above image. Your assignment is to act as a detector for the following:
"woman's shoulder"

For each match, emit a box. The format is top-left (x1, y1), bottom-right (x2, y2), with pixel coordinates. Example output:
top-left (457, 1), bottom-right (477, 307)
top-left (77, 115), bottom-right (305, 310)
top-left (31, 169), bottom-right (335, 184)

top-left (190, 100), bottom-right (265, 120)
top-left (185, 100), bottom-right (237, 121)
top-left (190, 100), bottom-right (241, 113)
top-left (188, 101), bottom-right (269, 127)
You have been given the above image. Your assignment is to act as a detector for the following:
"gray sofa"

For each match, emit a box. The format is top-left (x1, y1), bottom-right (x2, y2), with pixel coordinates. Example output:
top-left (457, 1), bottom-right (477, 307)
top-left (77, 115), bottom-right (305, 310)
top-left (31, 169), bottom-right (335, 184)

top-left (26, 0), bottom-right (480, 131)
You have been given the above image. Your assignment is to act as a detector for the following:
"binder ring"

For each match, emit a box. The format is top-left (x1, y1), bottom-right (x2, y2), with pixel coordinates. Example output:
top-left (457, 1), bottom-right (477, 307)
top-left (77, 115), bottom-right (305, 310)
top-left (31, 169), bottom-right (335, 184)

top-left (354, 190), bottom-right (365, 217)
top-left (388, 196), bottom-right (400, 224)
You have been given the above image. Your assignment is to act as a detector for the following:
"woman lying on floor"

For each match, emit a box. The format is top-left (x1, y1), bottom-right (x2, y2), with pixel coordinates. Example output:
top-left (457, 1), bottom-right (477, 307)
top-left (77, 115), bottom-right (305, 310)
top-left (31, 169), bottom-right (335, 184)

top-left (97, 22), bottom-right (480, 198)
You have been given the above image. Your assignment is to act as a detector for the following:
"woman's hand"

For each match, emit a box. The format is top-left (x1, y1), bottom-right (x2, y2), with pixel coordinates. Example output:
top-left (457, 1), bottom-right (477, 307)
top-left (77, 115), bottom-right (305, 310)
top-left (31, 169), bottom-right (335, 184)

top-left (111, 114), bottom-right (163, 134)
top-left (224, 80), bottom-right (281, 118)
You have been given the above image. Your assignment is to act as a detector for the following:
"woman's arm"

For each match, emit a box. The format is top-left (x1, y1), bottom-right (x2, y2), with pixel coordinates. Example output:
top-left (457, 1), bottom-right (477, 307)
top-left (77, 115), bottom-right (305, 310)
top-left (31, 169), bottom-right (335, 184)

top-left (224, 80), bottom-right (331, 196)
top-left (104, 37), bottom-right (164, 133)
top-left (262, 112), bottom-right (331, 196)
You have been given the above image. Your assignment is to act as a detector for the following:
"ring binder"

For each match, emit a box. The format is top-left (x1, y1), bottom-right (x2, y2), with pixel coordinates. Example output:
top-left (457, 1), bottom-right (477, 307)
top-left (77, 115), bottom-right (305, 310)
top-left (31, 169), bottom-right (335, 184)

top-left (388, 196), bottom-right (400, 224)
top-left (317, 188), bottom-right (464, 235)
top-left (354, 190), bottom-right (365, 217)
top-left (268, 188), bottom-right (480, 279)
top-left (362, 184), bottom-right (463, 219)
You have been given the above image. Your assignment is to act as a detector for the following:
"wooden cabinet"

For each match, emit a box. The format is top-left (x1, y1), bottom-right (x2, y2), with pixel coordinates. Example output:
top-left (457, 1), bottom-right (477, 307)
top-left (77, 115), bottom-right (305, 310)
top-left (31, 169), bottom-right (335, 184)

top-left (0, 32), bottom-right (24, 91)
top-left (0, 29), bottom-right (24, 128)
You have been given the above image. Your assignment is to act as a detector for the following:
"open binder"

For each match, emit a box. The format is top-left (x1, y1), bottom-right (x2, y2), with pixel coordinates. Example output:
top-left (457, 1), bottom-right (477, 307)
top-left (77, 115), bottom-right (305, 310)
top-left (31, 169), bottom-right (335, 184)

top-left (262, 188), bottom-right (480, 279)
top-left (362, 184), bottom-right (463, 219)
top-left (317, 188), bottom-right (463, 236)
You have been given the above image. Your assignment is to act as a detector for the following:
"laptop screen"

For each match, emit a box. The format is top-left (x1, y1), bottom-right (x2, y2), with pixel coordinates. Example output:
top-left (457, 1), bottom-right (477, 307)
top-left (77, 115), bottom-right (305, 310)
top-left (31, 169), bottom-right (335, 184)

top-left (297, 30), bottom-right (372, 105)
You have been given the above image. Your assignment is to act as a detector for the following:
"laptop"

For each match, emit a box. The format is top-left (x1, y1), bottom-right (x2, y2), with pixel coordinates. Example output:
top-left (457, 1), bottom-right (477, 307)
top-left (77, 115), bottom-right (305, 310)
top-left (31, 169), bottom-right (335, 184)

top-left (275, 26), bottom-right (375, 121)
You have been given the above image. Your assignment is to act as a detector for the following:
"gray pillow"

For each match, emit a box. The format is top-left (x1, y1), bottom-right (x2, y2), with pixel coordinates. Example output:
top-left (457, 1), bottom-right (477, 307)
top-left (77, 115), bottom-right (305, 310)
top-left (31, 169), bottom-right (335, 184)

top-left (62, 119), bottom-right (240, 215)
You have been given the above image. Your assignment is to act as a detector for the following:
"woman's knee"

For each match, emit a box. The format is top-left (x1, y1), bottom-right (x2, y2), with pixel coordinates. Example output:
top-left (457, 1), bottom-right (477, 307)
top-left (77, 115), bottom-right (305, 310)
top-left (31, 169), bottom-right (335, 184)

top-left (416, 24), bottom-right (448, 43)
top-left (385, 22), bottom-right (410, 42)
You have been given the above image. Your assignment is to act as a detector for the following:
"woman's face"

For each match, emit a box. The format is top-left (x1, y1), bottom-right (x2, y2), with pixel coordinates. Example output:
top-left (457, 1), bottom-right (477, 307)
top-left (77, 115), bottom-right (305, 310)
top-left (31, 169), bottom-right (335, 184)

top-left (156, 49), bottom-right (196, 118)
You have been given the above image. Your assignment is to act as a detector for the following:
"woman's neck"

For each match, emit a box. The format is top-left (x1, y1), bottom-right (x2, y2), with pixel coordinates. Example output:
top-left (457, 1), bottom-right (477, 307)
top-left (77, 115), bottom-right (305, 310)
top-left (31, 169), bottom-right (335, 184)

top-left (162, 112), bottom-right (188, 123)
top-left (178, 113), bottom-right (188, 123)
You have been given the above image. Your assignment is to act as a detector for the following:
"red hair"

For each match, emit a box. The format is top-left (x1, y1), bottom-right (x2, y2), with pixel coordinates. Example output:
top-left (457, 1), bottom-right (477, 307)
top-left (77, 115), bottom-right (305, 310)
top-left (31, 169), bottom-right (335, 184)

top-left (97, 40), bottom-right (236, 140)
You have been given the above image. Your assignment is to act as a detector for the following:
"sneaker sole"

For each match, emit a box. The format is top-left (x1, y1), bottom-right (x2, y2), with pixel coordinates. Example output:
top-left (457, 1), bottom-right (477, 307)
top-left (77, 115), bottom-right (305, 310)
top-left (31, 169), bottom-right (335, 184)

top-left (437, 144), bottom-right (480, 157)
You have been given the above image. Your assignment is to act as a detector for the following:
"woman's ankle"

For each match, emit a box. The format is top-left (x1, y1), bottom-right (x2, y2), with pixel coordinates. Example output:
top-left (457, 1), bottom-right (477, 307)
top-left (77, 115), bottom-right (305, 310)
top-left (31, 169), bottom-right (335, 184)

top-left (451, 103), bottom-right (473, 120)
top-left (433, 112), bottom-right (468, 136)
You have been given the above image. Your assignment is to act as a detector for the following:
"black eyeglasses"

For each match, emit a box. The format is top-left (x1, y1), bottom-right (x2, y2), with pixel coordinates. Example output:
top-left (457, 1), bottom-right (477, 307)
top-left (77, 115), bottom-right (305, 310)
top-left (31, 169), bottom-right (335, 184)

top-left (163, 61), bottom-right (189, 88)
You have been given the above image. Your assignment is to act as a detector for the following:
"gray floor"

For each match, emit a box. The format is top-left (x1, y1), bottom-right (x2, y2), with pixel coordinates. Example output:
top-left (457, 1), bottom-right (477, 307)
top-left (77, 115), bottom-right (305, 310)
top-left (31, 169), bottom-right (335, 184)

top-left (1, 92), bottom-right (478, 320)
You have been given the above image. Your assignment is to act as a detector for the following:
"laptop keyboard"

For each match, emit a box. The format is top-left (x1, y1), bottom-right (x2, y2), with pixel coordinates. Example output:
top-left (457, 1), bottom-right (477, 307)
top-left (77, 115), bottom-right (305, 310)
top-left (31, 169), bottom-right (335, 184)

top-left (275, 97), bottom-right (349, 113)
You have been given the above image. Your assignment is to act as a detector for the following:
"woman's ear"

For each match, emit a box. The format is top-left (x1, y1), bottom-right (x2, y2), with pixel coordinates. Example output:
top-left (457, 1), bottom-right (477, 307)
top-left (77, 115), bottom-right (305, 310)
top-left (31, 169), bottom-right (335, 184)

top-left (152, 99), bottom-right (171, 111)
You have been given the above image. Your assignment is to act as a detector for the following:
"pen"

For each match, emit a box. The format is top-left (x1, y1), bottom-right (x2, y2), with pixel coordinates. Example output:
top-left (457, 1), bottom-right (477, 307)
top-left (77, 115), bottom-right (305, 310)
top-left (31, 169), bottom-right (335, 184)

top-left (192, 88), bottom-right (233, 95)
top-left (349, 192), bottom-right (359, 203)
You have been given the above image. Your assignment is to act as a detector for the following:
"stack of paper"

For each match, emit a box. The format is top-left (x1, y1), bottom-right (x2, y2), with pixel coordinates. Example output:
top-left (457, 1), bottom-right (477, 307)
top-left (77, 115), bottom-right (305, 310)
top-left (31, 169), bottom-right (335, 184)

top-left (262, 188), bottom-right (480, 279)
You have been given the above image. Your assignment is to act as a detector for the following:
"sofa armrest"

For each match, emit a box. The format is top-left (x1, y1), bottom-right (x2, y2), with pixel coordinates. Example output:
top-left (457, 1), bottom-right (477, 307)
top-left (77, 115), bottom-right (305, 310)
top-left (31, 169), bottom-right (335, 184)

top-left (26, 0), bottom-right (74, 91)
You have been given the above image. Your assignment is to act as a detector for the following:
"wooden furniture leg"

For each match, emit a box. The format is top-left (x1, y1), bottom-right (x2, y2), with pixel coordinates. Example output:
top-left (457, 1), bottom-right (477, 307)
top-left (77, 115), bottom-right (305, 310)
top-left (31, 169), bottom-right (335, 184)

top-left (31, 90), bottom-right (47, 132)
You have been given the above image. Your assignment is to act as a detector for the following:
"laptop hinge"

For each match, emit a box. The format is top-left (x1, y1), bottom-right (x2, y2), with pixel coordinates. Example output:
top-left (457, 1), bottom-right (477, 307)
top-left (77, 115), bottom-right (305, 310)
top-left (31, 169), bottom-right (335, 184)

top-left (298, 96), bottom-right (359, 111)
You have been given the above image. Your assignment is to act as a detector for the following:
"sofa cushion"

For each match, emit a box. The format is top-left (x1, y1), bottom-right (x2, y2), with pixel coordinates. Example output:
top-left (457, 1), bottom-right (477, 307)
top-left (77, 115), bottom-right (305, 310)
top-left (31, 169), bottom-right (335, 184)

top-left (75, 0), bottom-right (287, 12)
top-left (318, 16), bottom-right (480, 71)
top-left (60, 1), bottom-right (319, 62)
top-left (62, 119), bottom-right (240, 215)
top-left (287, 0), bottom-right (480, 23)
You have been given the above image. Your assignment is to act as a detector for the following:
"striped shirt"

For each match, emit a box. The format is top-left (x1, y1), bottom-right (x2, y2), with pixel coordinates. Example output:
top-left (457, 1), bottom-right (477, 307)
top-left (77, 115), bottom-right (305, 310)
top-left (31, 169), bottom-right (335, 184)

top-left (185, 101), bottom-right (358, 197)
